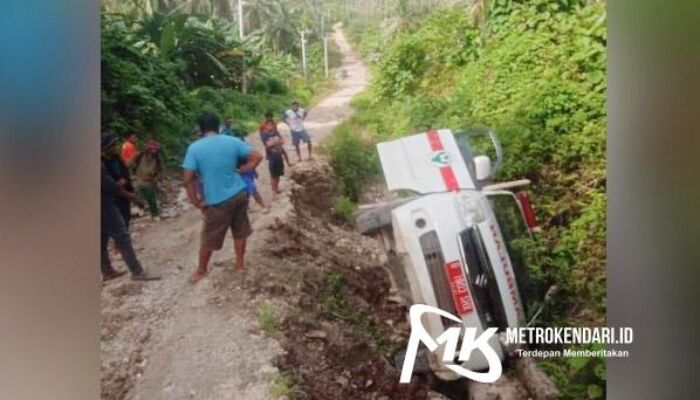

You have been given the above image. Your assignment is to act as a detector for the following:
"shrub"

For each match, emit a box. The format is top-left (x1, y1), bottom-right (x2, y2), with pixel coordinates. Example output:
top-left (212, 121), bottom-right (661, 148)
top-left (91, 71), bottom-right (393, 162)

top-left (325, 122), bottom-right (379, 201)
top-left (332, 196), bottom-right (357, 224)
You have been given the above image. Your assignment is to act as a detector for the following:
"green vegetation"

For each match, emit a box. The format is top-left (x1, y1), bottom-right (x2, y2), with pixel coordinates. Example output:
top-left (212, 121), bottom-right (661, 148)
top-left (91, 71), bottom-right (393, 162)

top-left (258, 302), bottom-right (279, 337)
top-left (325, 123), bottom-right (379, 200)
top-left (332, 196), bottom-right (358, 223)
top-left (269, 372), bottom-right (304, 399)
top-left (330, 0), bottom-right (607, 397)
top-left (101, 0), bottom-right (337, 164)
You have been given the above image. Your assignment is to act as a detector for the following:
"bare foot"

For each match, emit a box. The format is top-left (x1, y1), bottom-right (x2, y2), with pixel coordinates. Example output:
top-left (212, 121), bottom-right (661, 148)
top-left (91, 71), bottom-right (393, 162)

top-left (232, 261), bottom-right (245, 273)
top-left (231, 268), bottom-right (245, 277)
top-left (189, 270), bottom-right (208, 284)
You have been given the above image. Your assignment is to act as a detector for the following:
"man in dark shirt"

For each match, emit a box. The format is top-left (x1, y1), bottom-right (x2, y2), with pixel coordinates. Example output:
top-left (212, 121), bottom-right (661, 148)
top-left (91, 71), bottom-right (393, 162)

top-left (259, 111), bottom-right (290, 196)
top-left (104, 141), bottom-right (136, 228)
top-left (101, 133), bottom-right (160, 282)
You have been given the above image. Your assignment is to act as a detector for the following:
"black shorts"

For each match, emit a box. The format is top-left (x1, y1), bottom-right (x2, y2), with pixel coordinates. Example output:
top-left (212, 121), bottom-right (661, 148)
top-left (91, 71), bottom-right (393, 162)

top-left (268, 155), bottom-right (285, 178)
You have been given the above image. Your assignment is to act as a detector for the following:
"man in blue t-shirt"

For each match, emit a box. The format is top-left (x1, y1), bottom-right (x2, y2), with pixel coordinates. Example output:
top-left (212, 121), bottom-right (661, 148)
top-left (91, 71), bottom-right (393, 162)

top-left (182, 112), bottom-right (263, 283)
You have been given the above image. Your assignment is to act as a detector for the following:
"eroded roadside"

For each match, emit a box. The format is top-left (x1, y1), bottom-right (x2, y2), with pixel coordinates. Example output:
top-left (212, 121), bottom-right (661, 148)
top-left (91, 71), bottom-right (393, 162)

top-left (241, 159), bottom-right (557, 400)
top-left (239, 161), bottom-right (414, 399)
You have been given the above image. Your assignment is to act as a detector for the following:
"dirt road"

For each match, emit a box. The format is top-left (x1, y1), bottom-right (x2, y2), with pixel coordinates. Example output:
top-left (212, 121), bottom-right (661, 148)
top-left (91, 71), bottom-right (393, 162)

top-left (101, 25), bottom-right (369, 400)
top-left (253, 24), bottom-right (369, 202)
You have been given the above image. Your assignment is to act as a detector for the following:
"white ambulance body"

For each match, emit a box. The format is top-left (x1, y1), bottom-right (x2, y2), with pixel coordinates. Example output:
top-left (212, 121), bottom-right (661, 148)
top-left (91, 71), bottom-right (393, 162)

top-left (360, 129), bottom-right (540, 380)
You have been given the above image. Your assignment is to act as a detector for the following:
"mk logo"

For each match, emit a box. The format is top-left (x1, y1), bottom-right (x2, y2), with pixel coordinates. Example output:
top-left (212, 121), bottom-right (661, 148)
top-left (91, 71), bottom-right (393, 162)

top-left (400, 304), bottom-right (502, 383)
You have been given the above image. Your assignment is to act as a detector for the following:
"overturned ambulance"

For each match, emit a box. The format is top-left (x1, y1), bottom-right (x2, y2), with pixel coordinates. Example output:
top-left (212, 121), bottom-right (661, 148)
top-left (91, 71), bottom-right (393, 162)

top-left (356, 128), bottom-right (544, 380)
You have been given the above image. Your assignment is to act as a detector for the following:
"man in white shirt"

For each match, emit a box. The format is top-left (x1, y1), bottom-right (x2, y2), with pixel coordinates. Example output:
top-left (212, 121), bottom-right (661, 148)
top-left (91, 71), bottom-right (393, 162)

top-left (282, 100), bottom-right (312, 161)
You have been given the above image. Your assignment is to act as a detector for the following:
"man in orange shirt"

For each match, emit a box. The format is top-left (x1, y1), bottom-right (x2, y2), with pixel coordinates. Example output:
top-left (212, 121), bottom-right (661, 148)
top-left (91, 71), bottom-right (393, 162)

top-left (121, 134), bottom-right (138, 164)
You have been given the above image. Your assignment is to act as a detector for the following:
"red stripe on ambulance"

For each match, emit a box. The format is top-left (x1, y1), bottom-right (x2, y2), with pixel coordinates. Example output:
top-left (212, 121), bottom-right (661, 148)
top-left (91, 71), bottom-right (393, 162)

top-left (426, 130), bottom-right (460, 192)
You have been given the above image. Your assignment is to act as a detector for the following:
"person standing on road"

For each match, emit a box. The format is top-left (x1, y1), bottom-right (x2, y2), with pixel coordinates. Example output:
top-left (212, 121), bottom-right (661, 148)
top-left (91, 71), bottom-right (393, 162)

top-left (105, 135), bottom-right (138, 228)
top-left (260, 111), bottom-right (290, 196)
top-left (282, 100), bottom-right (312, 162)
top-left (131, 139), bottom-right (163, 219)
top-left (101, 133), bottom-right (161, 282)
top-left (182, 113), bottom-right (263, 283)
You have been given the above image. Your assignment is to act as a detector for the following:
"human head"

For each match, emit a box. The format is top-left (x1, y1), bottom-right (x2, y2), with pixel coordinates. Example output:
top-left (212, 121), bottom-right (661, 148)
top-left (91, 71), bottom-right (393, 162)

top-left (291, 100), bottom-right (300, 111)
top-left (225, 117), bottom-right (233, 126)
top-left (101, 132), bottom-right (119, 158)
top-left (146, 139), bottom-right (161, 154)
top-left (197, 112), bottom-right (220, 134)
top-left (127, 134), bottom-right (137, 143)
top-left (264, 111), bottom-right (273, 120)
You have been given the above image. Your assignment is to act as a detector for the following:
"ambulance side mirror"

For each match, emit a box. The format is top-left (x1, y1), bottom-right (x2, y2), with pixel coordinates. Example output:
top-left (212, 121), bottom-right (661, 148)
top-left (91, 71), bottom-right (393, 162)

top-left (474, 155), bottom-right (491, 181)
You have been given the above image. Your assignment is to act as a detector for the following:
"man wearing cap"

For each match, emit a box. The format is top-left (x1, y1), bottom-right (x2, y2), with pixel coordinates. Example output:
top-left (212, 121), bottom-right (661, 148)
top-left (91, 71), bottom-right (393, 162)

top-left (101, 133), bottom-right (161, 282)
top-left (182, 113), bottom-right (264, 283)
top-left (282, 100), bottom-right (312, 162)
top-left (131, 139), bottom-right (163, 219)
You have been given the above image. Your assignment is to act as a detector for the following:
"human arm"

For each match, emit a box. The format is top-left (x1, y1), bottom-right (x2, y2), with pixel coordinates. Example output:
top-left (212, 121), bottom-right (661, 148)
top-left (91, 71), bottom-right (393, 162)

top-left (181, 145), bottom-right (205, 209)
top-left (281, 111), bottom-right (291, 127)
top-left (102, 164), bottom-right (143, 206)
top-left (238, 149), bottom-right (263, 174)
top-left (261, 133), bottom-right (282, 150)
top-left (183, 169), bottom-right (206, 209)
top-left (281, 148), bottom-right (291, 166)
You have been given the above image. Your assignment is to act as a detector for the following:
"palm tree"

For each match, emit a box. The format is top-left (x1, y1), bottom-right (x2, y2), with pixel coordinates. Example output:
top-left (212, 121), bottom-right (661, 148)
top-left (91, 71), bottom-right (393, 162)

top-left (245, 0), bottom-right (302, 55)
top-left (244, 0), bottom-right (277, 32)
top-left (379, 0), bottom-right (418, 39)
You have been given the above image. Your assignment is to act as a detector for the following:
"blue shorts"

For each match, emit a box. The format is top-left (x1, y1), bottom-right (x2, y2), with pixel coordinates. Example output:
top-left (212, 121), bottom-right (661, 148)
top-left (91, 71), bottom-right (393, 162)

top-left (291, 130), bottom-right (311, 146)
top-left (242, 172), bottom-right (257, 195)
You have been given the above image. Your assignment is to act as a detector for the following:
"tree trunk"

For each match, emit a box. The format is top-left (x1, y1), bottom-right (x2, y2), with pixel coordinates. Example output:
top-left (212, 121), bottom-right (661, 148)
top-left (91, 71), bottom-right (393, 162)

top-left (216, 0), bottom-right (234, 21)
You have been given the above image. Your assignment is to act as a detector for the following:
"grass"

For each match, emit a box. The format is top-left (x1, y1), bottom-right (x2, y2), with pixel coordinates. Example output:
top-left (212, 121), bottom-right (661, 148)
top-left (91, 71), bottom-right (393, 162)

top-left (269, 372), bottom-right (304, 399)
top-left (332, 196), bottom-right (357, 224)
top-left (258, 302), bottom-right (278, 337)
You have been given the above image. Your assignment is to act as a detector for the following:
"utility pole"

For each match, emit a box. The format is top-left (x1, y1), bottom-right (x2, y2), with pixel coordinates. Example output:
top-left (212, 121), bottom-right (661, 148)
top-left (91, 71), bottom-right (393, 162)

top-left (237, 0), bottom-right (244, 40)
top-left (238, 0), bottom-right (247, 94)
top-left (323, 35), bottom-right (329, 78)
top-left (320, 12), bottom-right (329, 78)
top-left (300, 30), bottom-right (308, 79)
